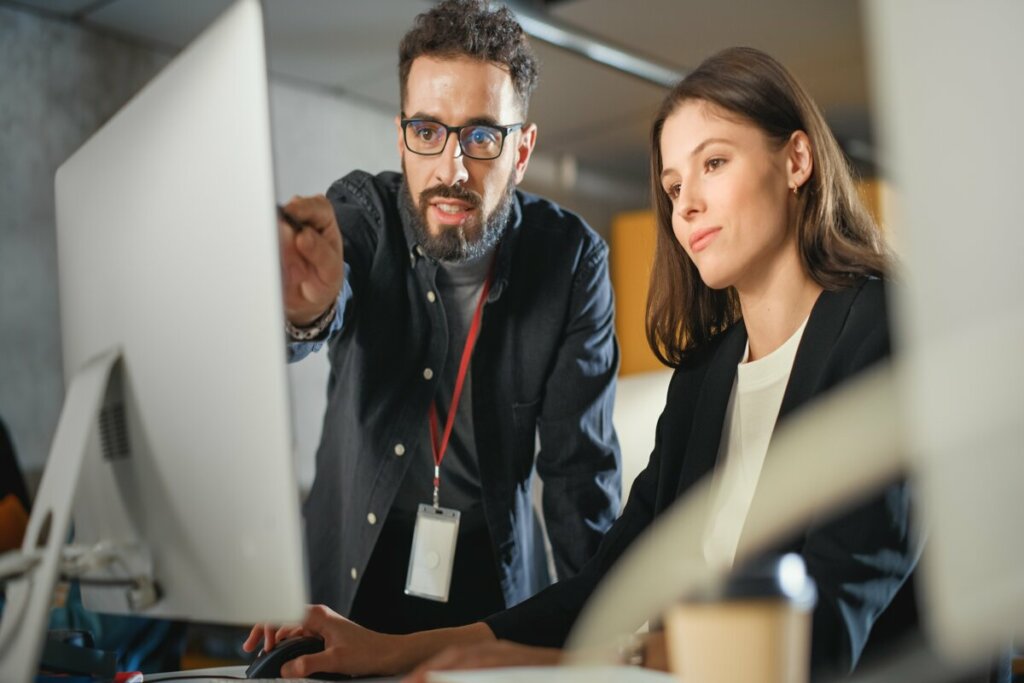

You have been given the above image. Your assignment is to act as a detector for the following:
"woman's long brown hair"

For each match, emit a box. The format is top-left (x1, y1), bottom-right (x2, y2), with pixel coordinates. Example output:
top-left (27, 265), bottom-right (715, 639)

top-left (646, 47), bottom-right (891, 367)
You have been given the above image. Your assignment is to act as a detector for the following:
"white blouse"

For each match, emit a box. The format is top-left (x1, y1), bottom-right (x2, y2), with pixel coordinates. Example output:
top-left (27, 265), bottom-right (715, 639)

top-left (702, 316), bottom-right (809, 569)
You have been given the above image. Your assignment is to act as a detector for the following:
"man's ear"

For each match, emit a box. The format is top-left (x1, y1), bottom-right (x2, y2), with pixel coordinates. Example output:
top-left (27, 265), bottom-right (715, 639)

top-left (787, 130), bottom-right (813, 191)
top-left (395, 115), bottom-right (405, 160)
top-left (513, 123), bottom-right (538, 184)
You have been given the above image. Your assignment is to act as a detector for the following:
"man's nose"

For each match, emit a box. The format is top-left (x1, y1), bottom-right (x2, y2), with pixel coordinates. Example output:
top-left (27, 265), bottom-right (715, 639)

top-left (434, 132), bottom-right (469, 186)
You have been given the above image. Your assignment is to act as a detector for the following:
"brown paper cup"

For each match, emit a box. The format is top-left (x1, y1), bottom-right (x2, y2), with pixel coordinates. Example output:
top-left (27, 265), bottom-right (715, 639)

top-left (665, 596), bottom-right (812, 683)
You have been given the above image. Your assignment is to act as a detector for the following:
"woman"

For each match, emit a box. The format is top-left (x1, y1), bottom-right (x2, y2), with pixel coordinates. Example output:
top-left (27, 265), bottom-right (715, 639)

top-left (244, 47), bottom-right (916, 681)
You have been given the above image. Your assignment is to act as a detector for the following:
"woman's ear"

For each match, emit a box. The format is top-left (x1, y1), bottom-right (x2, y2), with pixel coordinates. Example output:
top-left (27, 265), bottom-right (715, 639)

top-left (787, 130), bottom-right (813, 192)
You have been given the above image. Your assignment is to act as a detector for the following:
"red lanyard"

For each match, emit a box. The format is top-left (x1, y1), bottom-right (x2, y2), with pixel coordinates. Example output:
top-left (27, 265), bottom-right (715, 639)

top-left (427, 260), bottom-right (495, 509)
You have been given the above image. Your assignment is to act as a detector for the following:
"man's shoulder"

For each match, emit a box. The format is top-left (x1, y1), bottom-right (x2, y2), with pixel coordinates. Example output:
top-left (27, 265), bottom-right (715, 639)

top-left (515, 189), bottom-right (605, 254)
top-left (325, 170), bottom-right (403, 223)
top-left (329, 169), bottom-right (403, 196)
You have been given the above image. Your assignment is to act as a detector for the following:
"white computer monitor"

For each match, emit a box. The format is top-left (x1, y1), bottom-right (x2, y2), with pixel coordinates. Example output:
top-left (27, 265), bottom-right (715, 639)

top-left (865, 0), bottom-right (1024, 663)
top-left (0, 1), bottom-right (305, 679)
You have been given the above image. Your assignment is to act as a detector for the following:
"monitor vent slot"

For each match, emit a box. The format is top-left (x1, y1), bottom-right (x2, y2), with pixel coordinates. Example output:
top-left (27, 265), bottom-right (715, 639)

top-left (98, 401), bottom-right (131, 461)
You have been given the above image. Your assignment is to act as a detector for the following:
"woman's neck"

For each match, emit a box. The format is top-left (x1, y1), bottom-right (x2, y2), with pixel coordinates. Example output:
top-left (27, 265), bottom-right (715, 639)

top-left (736, 248), bottom-right (822, 362)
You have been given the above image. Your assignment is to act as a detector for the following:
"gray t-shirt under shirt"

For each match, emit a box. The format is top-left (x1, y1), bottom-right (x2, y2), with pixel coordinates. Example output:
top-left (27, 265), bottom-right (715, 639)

top-left (392, 250), bottom-right (492, 531)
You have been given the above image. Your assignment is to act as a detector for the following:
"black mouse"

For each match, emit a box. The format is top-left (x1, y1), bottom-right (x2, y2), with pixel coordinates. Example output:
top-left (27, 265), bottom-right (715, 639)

top-left (245, 635), bottom-right (353, 680)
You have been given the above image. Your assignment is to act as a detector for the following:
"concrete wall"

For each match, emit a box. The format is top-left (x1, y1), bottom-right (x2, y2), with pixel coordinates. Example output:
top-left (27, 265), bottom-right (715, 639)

top-left (0, 6), bottom-right (170, 476)
top-left (267, 80), bottom-right (397, 489)
top-left (0, 6), bottom-right (397, 485)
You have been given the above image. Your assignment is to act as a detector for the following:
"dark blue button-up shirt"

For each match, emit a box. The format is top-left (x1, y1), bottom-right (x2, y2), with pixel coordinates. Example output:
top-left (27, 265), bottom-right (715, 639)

top-left (297, 171), bottom-right (621, 614)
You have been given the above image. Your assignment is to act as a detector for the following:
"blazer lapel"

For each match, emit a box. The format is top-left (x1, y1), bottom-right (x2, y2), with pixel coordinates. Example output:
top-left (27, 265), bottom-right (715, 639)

top-left (735, 283), bottom-right (863, 554)
top-left (777, 285), bottom-right (860, 423)
top-left (675, 321), bottom-right (748, 498)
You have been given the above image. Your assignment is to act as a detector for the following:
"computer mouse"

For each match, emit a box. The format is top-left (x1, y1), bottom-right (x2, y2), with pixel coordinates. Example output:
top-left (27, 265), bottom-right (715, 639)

top-left (245, 635), bottom-right (353, 680)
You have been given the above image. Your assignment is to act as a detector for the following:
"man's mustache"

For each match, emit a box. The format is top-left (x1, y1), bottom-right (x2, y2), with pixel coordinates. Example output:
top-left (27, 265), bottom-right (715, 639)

top-left (419, 184), bottom-right (483, 211)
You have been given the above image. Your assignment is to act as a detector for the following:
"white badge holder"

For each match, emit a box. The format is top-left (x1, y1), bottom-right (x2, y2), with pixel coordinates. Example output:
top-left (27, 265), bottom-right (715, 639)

top-left (405, 504), bottom-right (460, 602)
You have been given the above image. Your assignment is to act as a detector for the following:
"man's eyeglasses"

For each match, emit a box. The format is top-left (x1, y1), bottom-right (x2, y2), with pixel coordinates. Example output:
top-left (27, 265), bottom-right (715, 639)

top-left (401, 119), bottom-right (524, 161)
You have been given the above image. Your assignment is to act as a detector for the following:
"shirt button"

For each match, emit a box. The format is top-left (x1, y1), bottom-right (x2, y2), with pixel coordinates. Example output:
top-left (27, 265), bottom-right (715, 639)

top-left (423, 367), bottom-right (434, 380)
top-left (350, 568), bottom-right (358, 580)
top-left (367, 512), bottom-right (377, 525)
top-left (426, 291), bottom-right (436, 303)
top-left (394, 443), bottom-right (405, 456)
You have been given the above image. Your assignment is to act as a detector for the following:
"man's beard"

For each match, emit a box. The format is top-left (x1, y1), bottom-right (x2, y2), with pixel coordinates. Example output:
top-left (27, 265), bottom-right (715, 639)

top-left (399, 167), bottom-right (517, 262)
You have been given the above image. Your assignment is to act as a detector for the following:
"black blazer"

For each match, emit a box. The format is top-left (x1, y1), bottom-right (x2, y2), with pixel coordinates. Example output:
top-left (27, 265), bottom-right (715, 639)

top-left (486, 278), bottom-right (917, 677)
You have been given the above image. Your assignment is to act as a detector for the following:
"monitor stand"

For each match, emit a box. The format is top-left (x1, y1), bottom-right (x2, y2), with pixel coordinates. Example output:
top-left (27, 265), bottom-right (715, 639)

top-left (0, 348), bottom-right (121, 683)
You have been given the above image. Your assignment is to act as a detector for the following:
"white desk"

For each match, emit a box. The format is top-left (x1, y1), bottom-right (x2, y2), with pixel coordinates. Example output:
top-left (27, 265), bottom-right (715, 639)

top-left (145, 665), bottom-right (403, 682)
top-left (144, 664), bottom-right (673, 683)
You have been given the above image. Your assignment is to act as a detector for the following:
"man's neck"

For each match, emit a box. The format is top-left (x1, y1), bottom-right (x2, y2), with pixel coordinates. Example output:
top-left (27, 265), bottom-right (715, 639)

top-left (437, 243), bottom-right (497, 285)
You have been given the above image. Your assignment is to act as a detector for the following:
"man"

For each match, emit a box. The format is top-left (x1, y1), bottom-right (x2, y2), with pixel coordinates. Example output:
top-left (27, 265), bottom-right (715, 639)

top-left (274, 0), bottom-right (621, 634)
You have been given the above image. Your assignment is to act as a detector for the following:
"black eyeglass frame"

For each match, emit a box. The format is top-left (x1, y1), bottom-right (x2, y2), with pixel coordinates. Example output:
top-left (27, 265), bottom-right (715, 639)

top-left (400, 118), bottom-right (525, 161)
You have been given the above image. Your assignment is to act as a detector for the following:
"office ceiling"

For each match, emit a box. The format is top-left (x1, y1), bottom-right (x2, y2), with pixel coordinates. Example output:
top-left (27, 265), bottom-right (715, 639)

top-left (7, 0), bottom-right (874, 192)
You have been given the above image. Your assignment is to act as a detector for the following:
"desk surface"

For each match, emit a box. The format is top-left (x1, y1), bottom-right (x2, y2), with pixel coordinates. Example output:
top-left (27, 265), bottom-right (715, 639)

top-left (146, 665), bottom-right (402, 682)
top-left (146, 664), bottom-right (674, 682)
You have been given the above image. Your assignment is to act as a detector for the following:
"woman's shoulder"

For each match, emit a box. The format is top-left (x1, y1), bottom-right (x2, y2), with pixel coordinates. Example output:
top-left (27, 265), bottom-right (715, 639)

top-left (666, 321), bottom-right (747, 405)
top-left (853, 275), bottom-right (887, 305)
top-left (676, 320), bottom-right (745, 369)
top-left (841, 276), bottom-right (889, 334)
top-left (823, 276), bottom-right (892, 373)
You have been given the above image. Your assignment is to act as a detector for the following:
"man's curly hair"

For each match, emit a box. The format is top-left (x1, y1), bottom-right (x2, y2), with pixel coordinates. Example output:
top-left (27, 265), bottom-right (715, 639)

top-left (399, 0), bottom-right (540, 117)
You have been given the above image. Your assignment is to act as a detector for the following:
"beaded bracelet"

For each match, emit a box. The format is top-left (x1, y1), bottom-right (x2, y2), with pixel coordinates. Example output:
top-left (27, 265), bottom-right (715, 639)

top-left (285, 301), bottom-right (337, 341)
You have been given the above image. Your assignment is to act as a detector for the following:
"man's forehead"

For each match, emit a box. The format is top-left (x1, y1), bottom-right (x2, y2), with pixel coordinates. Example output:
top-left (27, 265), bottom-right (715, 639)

top-left (404, 55), bottom-right (520, 122)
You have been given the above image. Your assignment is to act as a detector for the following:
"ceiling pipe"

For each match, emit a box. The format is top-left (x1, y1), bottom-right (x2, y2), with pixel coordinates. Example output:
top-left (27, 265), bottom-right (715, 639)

top-left (502, 2), bottom-right (878, 172)
top-left (505, 1), bottom-right (685, 89)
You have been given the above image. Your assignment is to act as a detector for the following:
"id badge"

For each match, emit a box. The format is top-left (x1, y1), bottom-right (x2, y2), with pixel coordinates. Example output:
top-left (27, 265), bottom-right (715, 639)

top-left (405, 504), bottom-right (460, 602)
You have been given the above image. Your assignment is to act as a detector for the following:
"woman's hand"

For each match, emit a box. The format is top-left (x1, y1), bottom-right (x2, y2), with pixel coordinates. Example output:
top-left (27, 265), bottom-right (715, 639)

top-left (243, 604), bottom-right (402, 678)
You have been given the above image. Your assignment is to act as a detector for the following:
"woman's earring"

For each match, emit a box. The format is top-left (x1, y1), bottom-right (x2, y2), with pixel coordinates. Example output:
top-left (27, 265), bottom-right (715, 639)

top-left (791, 184), bottom-right (800, 196)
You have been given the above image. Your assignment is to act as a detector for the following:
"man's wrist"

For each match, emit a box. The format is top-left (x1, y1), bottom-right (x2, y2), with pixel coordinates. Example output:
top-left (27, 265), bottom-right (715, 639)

top-left (285, 301), bottom-right (337, 341)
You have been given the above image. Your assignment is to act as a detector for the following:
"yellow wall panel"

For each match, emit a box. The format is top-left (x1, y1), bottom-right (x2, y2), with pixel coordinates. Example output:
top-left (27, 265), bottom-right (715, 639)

top-left (857, 178), bottom-right (883, 226)
top-left (610, 210), bottom-right (664, 376)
